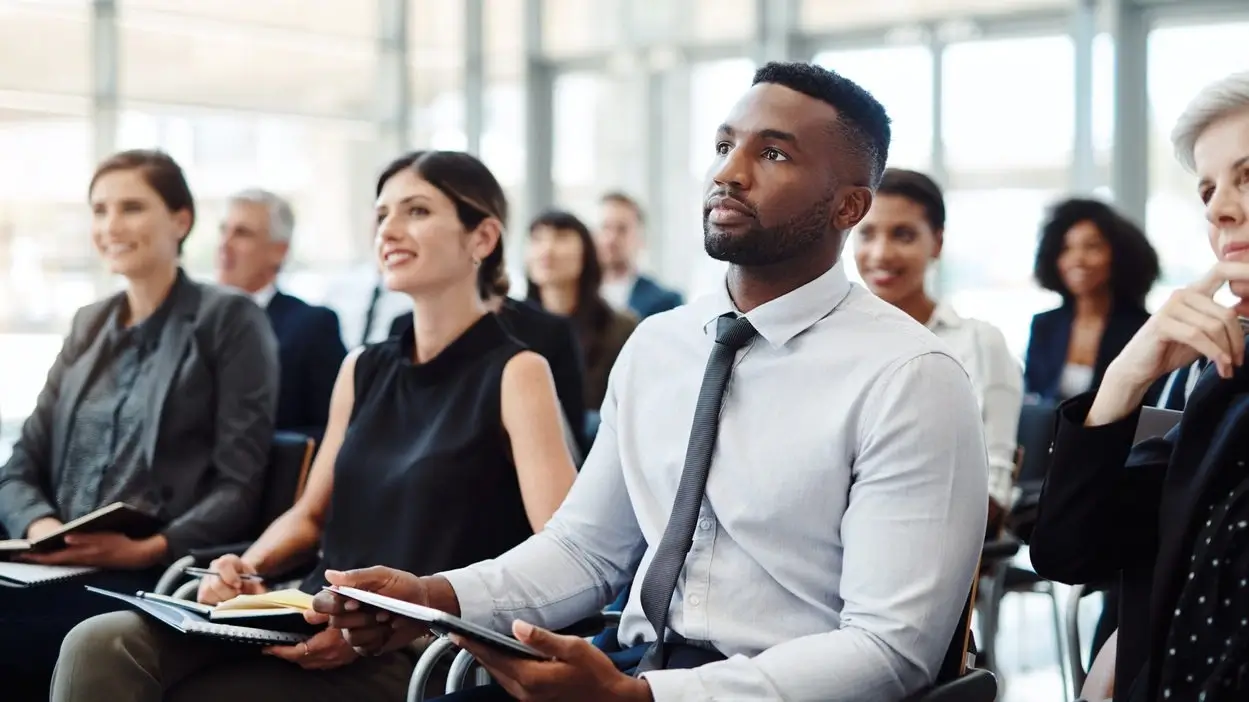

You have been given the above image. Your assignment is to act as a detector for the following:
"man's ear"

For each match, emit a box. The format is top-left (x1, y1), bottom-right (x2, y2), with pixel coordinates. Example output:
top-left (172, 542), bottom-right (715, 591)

top-left (832, 187), bottom-right (873, 232)
top-left (932, 228), bottom-right (944, 260)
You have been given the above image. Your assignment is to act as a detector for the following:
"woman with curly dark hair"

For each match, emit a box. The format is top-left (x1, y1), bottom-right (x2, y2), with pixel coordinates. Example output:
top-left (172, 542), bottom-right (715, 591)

top-left (1024, 197), bottom-right (1163, 404)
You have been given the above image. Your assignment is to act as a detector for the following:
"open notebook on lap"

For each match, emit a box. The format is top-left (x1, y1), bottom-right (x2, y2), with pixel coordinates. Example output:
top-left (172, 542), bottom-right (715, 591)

top-left (86, 587), bottom-right (321, 644)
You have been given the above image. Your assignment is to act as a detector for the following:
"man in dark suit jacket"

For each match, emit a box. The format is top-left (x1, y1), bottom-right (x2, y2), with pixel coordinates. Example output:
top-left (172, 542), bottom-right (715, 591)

top-left (595, 191), bottom-right (683, 319)
top-left (389, 296), bottom-right (588, 455)
top-left (217, 189), bottom-right (346, 440)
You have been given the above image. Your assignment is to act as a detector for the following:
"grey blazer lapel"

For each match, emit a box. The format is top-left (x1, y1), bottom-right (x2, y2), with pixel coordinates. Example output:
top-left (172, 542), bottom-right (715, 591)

top-left (142, 281), bottom-right (202, 465)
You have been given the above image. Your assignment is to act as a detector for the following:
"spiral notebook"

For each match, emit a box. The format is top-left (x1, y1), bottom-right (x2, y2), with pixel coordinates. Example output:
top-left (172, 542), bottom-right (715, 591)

top-left (0, 562), bottom-right (98, 587)
top-left (85, 587), bottom-right (312, 645)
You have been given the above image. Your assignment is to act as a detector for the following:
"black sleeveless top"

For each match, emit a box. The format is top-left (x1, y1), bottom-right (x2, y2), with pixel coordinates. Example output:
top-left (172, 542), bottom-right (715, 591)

top-left (301, 314), bottom-right (534, 592)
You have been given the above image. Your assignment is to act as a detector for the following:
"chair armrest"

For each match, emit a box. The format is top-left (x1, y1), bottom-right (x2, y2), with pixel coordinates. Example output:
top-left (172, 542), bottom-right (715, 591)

top-left (407, 636), bottom-right (460, 702)
top-left (903, 669), bottom-right (998, 702)
top-left (981, 535), bottom-right (1022, 561)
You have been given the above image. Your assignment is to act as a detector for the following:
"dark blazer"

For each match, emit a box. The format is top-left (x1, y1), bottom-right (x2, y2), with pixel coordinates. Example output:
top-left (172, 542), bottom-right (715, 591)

top-left (627, 275), bottom-right (683, 319)
top-left (0, 271), bottom-right (280, 558)
top-left (1029, 365), bottom-right (1249, 702)
top-left (389, 299), bottom-right (587, 451)
top-left (1024, 302), bottom-right (1159, 405)
top-left (267, 290), bottom-right (347, 440)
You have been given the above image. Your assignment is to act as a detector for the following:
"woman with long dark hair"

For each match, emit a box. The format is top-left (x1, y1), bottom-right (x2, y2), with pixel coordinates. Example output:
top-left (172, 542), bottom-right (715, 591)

top-left (525, 209), bottom-right (636, 417)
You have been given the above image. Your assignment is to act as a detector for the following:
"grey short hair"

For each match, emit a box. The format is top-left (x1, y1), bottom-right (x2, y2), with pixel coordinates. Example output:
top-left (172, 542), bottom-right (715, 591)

top-left (226, 188), bottom-right (295, 244)
top-left (1171, 70), bottom-right (1249, 173)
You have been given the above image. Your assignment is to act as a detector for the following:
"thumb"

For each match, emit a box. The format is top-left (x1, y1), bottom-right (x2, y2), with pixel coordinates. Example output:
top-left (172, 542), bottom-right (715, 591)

top-left (513, 620), bottom-right (580, 660)
top-left (325, 567), bottom-right (391, 592)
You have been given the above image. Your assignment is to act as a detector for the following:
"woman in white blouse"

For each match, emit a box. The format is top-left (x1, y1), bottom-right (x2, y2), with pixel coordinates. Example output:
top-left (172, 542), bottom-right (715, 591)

top-left (854, 168), bottom-right (1023, 532)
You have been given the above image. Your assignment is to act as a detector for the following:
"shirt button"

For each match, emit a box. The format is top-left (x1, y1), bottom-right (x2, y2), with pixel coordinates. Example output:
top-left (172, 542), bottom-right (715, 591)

top-left (688, 595), bottom-right (701, 607)
top-left (699, 519), bottom-right (713, 530)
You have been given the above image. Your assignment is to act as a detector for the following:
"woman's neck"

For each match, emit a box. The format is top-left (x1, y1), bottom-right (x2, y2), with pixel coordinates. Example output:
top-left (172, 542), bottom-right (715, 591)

top-left (539, 283), bottom-right (579, 317)
top-left (1074, 291), bottom-right (1111, 320)
top-left (409, 285), bottom-right (488, 364)
top-left (895, 290), bottom-right (938, 327)
top-left (124, 264), bottom-right (179, 327)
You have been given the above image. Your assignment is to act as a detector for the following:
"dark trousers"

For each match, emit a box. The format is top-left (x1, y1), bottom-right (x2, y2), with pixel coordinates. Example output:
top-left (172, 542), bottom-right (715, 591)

top-left (0, 568), bottom-right (161, 701)
top-left (433, 642), bottom-right (725, 701)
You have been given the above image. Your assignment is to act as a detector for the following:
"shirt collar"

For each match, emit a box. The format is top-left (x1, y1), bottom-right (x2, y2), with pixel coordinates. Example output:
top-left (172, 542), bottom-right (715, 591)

top-left (926, 301), bottom-right (963, 331)
top-left (696, 260), bottom-right (852, 347)
top-left (251, 282), bottom-right (278, 309)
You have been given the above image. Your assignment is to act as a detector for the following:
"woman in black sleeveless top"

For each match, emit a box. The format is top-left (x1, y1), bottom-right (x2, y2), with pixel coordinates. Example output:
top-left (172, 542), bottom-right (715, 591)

top-left (51, 151), bottom-right (578, 702)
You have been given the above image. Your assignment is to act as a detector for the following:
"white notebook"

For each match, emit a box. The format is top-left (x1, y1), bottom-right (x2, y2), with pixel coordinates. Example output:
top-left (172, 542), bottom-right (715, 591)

top-left (0, 562), bottom-right (98, 587)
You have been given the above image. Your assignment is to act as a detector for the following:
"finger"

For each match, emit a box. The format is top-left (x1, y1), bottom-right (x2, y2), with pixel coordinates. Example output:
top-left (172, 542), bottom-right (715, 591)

top-left (311, 590), bottom-right (350, 616)
top-left (1194, 262), bottom-right (1249, 296)
top-left (263, 645), bottom-right (302, 662)
top-left (513, 620), bottom-right (581, 661)
top-left (325, 567), bottom-right (396, 593)
top-left (304, 609), bottom-right (330, 625)
top-left (1159, 311), bottom-right (1232, 376)
top-left (1183, 293), bottom-right (1244, 367)
top-left (215, 559), bottom-right (242, 589)
top-left (327, 610), bottom-right (392, 631)
top-left (340, 626), bottom-right (390, 651)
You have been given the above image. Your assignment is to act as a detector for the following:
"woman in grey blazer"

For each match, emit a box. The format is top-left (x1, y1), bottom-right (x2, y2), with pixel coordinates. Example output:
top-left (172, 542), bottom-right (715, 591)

top-left (0, 149), bottom-right (279, 696)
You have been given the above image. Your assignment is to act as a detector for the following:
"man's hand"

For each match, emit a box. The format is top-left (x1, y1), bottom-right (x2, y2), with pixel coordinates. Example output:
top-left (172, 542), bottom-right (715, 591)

top-left (263, 621), bottom-right (359, 671)
top-left (197, 554), bottom-right (267, 605)
top-left (312, 567), bottom-right (433, 656)
top-left (453, 621), bottom-right (652, 702)
top-left (22, 533), bottom-right (166, 569)
top-left (25, 517), bottom-right (64, 542)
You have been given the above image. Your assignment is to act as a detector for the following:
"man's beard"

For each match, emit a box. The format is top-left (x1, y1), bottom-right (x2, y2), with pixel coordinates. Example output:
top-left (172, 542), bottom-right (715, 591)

top-left (703, 196), bottom-right (835, 266)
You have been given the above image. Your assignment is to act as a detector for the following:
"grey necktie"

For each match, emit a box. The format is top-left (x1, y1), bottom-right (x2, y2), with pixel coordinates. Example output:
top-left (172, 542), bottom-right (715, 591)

top-left (635, 313), bottom-right (758, 673)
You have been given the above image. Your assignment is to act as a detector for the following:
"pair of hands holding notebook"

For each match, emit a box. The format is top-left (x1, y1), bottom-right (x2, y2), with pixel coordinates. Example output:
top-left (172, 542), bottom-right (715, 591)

top-left (311, 567), bottom-right (652, 701)
top-left (19, 517), bottom-right (165, 569)
top-left (198, 554), bottom-right (358, 671)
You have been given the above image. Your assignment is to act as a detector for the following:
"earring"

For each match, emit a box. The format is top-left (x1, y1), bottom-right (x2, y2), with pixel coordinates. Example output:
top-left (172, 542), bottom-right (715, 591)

top-left (471, 257), bottom-right (481, 267)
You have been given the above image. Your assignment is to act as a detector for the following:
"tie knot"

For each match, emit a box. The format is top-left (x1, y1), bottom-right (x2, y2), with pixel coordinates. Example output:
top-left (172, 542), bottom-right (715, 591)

top-left (715, 314), bottom-right (758, 350)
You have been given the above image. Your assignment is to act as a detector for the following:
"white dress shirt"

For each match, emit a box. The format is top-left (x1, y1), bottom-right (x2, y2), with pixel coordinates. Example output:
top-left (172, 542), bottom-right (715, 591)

top-left (251, 282), bottom-right (277, 310)
top-left (926, 302), bottom-right (1023, 508)
top-left (441, 261), bottom-right (989, 701)
top-left (601, 273), bottom-right (637, 312)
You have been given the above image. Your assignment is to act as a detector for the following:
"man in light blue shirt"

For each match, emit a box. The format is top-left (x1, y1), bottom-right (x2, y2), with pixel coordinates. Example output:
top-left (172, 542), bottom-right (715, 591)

top-left (317, 62), bottom-right (988, 702)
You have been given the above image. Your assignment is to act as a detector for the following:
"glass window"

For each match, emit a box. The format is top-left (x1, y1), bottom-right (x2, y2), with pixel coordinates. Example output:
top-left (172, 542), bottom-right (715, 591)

top-left (1093, 32), bottom-right (1114, 168)
top-left (543, 0), bottom-right (624, 58)
top-left (1146, 21), bottom-right (1249, 290)
top-left (117, 106), bottom-right (376, 291)
top-left (688, 58), bottom-right (757, 180)
top-left (943, 35), bottom-right (1074, 172)
top-left (121, 0), bottom-right (377, 40)
top-left (942, 188), bottom-right (1060, 358)
top-left (0, 2), bottom-right (91, 95)
top-left (120, 15), bottom-right (376, 119)
top-left (800, 0), bottom-right (1068, 31)
top-left (814, 45), bottom-right (933, 171)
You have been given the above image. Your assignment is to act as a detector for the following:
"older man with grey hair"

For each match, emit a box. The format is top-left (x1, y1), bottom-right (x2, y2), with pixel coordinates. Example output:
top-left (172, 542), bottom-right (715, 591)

top-left (218, 188), bottom-right (346, 440)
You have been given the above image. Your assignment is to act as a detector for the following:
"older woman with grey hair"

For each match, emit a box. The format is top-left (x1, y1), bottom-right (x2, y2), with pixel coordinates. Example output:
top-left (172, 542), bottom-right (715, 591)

top-left (1028, 71), bottom-right (1249, 702)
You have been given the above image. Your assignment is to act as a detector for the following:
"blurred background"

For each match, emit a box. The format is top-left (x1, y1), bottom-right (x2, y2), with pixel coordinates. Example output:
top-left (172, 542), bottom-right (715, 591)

top-left (1, 2), bottom-right (1248, 695)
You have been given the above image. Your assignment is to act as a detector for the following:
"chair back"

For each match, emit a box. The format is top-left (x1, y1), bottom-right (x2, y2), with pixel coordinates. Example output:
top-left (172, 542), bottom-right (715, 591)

top-left (258, 431), bottom-right (315, 529)
top-left (1015, 401), bottom-right (1058, 489)
top-left (939, 557), bottom-right (981, 682)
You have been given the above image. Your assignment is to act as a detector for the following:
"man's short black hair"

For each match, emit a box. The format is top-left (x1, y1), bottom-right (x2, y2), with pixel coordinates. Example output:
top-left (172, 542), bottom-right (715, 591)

top-left (1033, 197), bottom-right (1161, 308)
top-left (751, 61), bottom-right (892, 187)
top-left (877, 168), bottom-right (945, 231)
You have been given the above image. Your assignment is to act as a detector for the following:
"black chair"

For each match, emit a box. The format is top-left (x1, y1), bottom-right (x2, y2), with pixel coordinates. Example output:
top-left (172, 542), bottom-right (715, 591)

top-left (154, 431), bottom-right (316, 596)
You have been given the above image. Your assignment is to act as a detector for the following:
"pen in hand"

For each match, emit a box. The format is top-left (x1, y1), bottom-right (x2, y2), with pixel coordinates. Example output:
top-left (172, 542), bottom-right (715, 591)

top-left (184, 566), bottom-right (265, 583)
